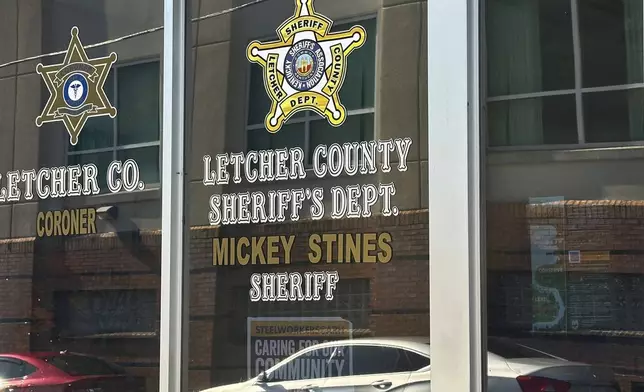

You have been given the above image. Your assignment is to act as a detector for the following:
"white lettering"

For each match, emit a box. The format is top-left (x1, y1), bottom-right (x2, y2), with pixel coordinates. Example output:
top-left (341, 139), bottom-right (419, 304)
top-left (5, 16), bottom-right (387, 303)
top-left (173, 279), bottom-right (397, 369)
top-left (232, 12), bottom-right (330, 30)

top-left (230, 152), bottom-right (245, 184)
top-left (377, 139), bottom-right (395, 173)
top-left (50, 167), bottom-right (66, 198)
top-left (0, 174), bottom-right (5, 202)
top-left (36, 168), bottom-right (50, 199)
top-left (216, 154), bottom-right (229, 185)
top-left (310, 188), bottom-right (324, 220)
top-left (83, 164), bottom-right (100, 195)
top-left (6, 171), bottom-right (20, 202)
top-left (0, 164), bottom-right (101, 202)
top-left (249, 272), bottom-right (339, 302)
top-left (122, 159), bottom-right (141, 192)
top-left (107, 161), bottom-right (122, 193)
top-left (394, 137), bottom-right (413, 172)
top-left (66, 165), bottom-right (82, 197)
top-left (21, 170), bottom-right (36, 200)
top-left (249, 273), bottom-right (262, 302)
top-left (202, 155), bottom-right (216, 186)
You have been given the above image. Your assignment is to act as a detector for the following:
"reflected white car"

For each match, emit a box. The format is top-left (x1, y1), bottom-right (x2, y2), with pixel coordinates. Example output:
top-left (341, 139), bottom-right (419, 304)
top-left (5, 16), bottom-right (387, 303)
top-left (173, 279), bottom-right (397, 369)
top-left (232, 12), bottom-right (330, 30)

top-left (200, 337), bottom-right (620, 392)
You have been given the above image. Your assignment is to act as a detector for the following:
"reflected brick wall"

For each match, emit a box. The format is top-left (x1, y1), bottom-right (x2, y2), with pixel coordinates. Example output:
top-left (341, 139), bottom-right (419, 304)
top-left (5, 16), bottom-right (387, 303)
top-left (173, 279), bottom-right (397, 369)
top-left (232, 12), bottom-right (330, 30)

top-left (0, 239), bottom-right (34, 354)
top-left (3, 201), bottom-right (644, 390)
top-left (489, 200), bottom-right (644, 274)
top-left (0, 211), bottom-right (429, 392)
top-left (198, 211), bottom-right (430, 386)
top-left (488, 200), bottom-right (644, 392)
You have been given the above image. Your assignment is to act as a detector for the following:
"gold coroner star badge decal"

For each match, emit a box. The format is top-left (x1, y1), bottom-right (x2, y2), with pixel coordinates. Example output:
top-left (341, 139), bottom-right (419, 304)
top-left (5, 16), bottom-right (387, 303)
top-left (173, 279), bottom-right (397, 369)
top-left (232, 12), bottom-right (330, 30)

top-left (247, 0), bottom-right (367, 133)
top-left (36, 26), bottom-right (117, 146)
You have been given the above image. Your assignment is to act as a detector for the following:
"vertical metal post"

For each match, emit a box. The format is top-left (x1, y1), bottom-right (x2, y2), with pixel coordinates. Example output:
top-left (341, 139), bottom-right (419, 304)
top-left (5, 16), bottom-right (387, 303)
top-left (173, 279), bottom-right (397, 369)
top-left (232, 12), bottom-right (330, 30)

top-left (428, 0), bottom-right (485, 391)
top-left (160, 0), bottom-right (191, 391)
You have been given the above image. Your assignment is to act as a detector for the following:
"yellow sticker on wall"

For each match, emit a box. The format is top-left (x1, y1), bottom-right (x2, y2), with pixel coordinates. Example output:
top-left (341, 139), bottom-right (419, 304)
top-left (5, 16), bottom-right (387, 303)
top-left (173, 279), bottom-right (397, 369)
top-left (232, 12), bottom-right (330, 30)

top-left (246, 0), bottom-right (367, 133)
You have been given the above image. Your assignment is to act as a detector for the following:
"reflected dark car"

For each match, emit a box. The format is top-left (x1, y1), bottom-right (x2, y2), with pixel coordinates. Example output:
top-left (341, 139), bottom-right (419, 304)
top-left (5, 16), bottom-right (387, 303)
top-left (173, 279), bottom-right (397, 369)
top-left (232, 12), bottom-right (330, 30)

top-left (0, 351), bottom-right (145, 392)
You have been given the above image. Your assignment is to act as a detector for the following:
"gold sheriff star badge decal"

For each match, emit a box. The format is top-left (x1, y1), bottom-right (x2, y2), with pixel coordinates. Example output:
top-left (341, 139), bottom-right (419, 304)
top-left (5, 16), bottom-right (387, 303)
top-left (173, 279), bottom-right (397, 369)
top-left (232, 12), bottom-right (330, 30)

top-left (247, 0), bottom-right (367, 133)
top-left (36, 26), bottom-right (117, 146)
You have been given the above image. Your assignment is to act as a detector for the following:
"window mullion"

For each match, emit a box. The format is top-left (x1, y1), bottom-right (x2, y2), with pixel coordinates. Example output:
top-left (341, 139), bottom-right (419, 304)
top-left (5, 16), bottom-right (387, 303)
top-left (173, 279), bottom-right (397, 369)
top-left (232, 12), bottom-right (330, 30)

top-left (113, 70), bottom-right (119, 160)
top-left (571, 0), bottom-right (585, 144)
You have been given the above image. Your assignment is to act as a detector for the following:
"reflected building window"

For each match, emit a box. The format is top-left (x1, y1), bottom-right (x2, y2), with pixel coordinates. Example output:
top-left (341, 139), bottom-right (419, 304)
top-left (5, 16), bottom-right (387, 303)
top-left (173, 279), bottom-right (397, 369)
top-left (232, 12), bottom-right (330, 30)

top-left (68, 61), bottom-right (161, 191)
top-left (487, 0), bottom-right (644, 146)
top-left (53, 289), bottom-right (157, 339)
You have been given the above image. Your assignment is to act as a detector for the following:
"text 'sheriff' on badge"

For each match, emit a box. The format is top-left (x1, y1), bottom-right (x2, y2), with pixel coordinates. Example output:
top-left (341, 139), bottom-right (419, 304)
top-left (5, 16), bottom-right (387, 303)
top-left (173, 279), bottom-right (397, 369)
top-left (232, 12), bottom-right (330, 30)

top-left (246, 0), bottom-right (367, 133)
top-left (36, 26), bottom-right (117, 146)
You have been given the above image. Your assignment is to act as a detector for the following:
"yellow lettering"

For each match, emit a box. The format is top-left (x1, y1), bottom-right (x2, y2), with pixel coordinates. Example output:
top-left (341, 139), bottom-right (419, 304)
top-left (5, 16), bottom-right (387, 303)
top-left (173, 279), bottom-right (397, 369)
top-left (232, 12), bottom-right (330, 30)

top-left (37, 212), bottom-right (45, 237)
top-left (378, 233), bottom-right (392, 264)
top-left (308, 234), bottom-right (322, 264)
top-left (45, 212), bottom-right (53, 237)
top-left (252, 237), bottom-right (266, 265)
top-left (53, 210), bottom-right (62, 236)
top-left (87, 208), bottom-right (96, 234)
top-left (346, 234), bottom-right (359, 263)
top-left (35, 208), bottom-right (100, 238)
top-left (322, 234), bottom-right (337, 263)
top-left (362, 233), bottom-right (377, 263)
top-left (213, 238), bottom-right (230, 266)
top-left (71, 209), bottom-right (79, 234)
top-left (267, 236), bottom-right (279, 265)
top-left (79, 208), bottom-right (87, 234)
top-left (61, 210), bottom-right (70, 235)
top-left (281, 235), bottom-right (295, 264)
top-left (237, 237), bottom-right (250, 265)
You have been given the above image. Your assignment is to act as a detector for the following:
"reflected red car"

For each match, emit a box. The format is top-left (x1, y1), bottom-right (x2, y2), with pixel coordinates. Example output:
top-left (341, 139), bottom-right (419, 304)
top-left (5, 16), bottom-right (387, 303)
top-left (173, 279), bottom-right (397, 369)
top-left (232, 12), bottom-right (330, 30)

top-left (0, 351), bottom-right (145, 392)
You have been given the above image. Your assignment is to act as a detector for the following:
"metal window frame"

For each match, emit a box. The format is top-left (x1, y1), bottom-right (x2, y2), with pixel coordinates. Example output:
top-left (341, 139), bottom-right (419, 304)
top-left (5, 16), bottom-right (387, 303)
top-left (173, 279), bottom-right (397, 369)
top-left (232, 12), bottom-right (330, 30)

top-left (428, 0), bottom-right (485, 391)
top-left (159, 0), bottom-right (192, 392)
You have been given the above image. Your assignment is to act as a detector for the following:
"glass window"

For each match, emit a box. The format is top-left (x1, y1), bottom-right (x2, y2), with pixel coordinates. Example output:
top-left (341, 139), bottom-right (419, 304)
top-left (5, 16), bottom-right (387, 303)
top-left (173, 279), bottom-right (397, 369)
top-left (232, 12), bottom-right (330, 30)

top-left (68, 61), bottom-right (161, 191)
top-left (350, 345), bottom-right (429, 375)
top-left (487, 0), bottom-right (576, 97)
top-left (578, 0), bottom-right (643, 87)
top-left (0, 1), bottom-right (163, 392)
top-left (486, 1), bottom-right (644, 389)
top-left (488, 95), bottom-right (578, 146)
top-left (404, 350), bottom-right (431, 371)
top-left (487, 0), bottom-right (644, 147)
top-left (187, 0), bottom-right (429, 390)
top-left (0, 359), bottom-right (36, 380)
top-left (53, 290), bottom-right (157, 338)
